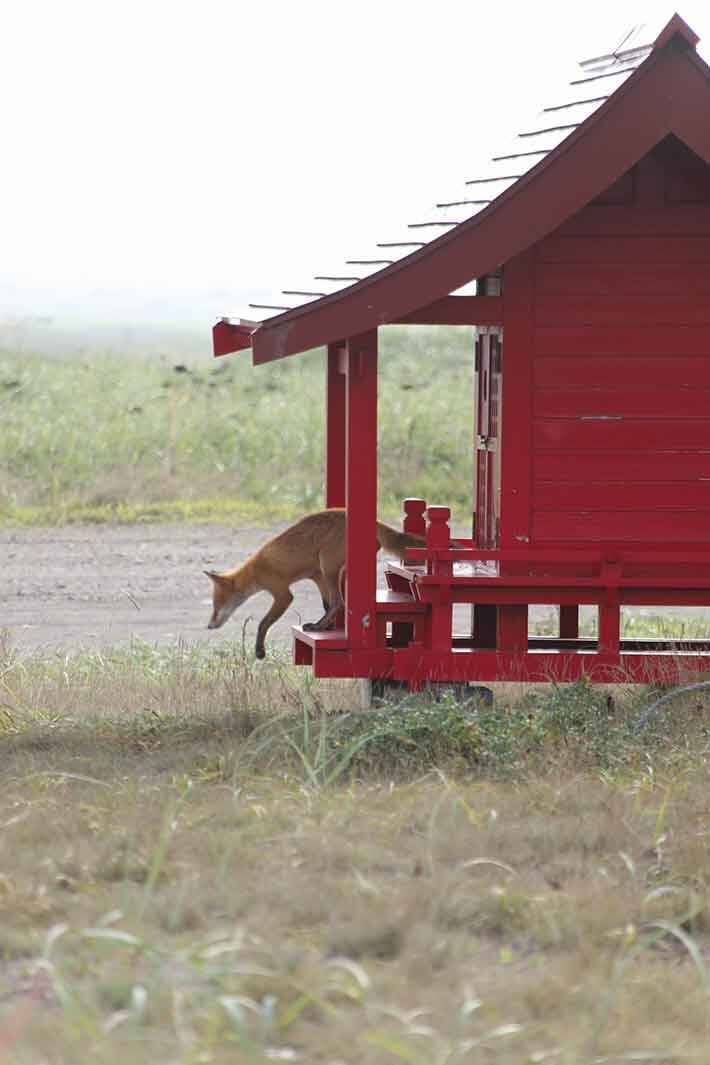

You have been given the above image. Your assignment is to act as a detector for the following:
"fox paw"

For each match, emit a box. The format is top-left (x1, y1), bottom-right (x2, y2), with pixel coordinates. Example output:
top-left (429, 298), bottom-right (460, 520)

top-left (302, 621), bottom-right (321, 631)
top-left (255, 646), bottom-right (266, 659)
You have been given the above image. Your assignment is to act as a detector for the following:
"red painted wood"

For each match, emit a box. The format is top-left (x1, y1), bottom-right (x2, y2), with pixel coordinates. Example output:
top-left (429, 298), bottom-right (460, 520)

top-left (473, 605), bottom-right (498, 648)
top-left (497, 605), bottom-right (528, 653)
top-left (535, 325), bottom-right (710, 357)
top-left (534, 419), bottom-right (710, 451)
top-left (383, 648), bottom-right (710, 686)
top-left (500, 250), bottom-right (534, 549)
top-left (534, 356), bottom-right (710, 390)
top-left (241, 18), bottom-right (710, 691)
top-left (559, 605), bottom-right (579, 639)
top-left (391, 499), bottom-right (427, 646)
top-left (395, 546), bottom-right (710, 567)
top-left (535, 389), bottom-right (710, 418)
top-left (535, 450), bottom-right (710, 482)
top-left (555, 206), bottom-right (710, 238)
top-left (212, 320), bottom-right (253, 356)
top-left (410, 584), bottom-right (710, 606)
top-left (536, 262), bottom-right (710, 297)
top-left (535, 300), bottom-right (710, 327)
top-left (532, 510), bottom-right (710, 543)
top-left (652, 13), bottom-right (700, 52)
top-left (403, 497), bottom-right (427, 537)
top-left (250, 42), bottom-right (710, 363)
top-left (539, 235), bottom-right (710, 264)
top-left (425, 506), bottom-right (453, 652)
top-left (325, 344), bottom-right (346, 508)
top-left (535, 481), bottom-right (710, 511)
top-left (395, 295), bottom-right (503, 325)
top-left (345, 332), bottom-right (378, 649)
top-left (475, 332), bottom-right (500, 548)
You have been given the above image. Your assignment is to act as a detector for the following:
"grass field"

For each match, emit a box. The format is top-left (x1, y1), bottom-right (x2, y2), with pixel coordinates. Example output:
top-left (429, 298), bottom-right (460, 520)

top-left (2, 634), bottom-right (710, 1063)
top-left (0, 328), bottom-right (473, 526)
top-left (5, 331), bottom-right (710, 1061)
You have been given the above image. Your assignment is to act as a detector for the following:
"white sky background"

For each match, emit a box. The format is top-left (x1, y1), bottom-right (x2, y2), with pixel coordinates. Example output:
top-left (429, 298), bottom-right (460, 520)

top-left (2, 0), bottom-right (710, 325)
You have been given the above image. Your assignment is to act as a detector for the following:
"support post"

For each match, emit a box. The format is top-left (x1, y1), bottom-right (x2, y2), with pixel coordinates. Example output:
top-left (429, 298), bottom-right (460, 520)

top-left (345, 331), bottom-right (378, 649)
top-left (599, 603), bottom-right (621, 659)
top-left (559, 605), bottom-right (579, 639)
top-left (326, 343), bottom-right (346, 508)
top-left (498, 605), bottom-right (528, 653)
top-left (497, 248), bottom-right (534, 657)
top-left (473, 605), bottom-right (498, 648)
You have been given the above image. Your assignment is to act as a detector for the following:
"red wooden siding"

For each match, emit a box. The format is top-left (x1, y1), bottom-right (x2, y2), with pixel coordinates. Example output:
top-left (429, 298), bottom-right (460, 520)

top-left (529, 138), bottom-right (710, 546)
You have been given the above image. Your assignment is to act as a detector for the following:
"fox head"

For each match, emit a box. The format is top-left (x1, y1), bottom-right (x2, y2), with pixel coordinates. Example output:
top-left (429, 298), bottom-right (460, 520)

top-left (204, 569), bottom-right (254, 629)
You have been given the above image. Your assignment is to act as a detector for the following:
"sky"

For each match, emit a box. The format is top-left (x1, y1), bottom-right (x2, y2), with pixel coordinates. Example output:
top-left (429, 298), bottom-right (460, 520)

top-left (3, 0), bottom-right (710, 327)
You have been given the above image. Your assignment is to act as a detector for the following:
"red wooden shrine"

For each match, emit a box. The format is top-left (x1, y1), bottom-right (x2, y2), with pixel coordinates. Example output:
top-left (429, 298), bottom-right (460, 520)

top-left (213, 14), bottom-right (710, 687)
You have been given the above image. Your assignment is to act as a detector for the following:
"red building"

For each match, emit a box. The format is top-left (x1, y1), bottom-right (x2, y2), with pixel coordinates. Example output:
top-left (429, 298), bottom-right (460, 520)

top-left (214, 14), bottom-right (710, 687)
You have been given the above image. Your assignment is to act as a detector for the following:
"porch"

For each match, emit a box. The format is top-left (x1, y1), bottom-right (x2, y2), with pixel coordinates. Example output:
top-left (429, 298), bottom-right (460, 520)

top-left (293, 501), bottom-right (710, 687)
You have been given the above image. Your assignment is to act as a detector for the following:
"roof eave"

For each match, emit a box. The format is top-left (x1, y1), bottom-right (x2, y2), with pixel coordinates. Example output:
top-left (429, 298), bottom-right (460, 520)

top-left (247, 19), bottom-right (708, 364)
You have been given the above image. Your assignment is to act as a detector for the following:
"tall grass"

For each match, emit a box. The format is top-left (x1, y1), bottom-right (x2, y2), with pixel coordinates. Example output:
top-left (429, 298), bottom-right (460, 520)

top-left (0, 326), bottom-right (474, 525)
top-left (3, 639), bottom-right (710, 1062)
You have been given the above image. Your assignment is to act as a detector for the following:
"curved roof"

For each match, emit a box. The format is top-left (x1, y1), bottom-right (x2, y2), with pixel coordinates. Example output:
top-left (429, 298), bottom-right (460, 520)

top-left (216, 13), bottom-right (708, 364)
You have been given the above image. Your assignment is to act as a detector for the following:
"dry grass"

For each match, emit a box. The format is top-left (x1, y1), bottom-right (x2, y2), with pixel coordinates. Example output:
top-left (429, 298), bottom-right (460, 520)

top-left (2, 635), bottom-right (710, 1062)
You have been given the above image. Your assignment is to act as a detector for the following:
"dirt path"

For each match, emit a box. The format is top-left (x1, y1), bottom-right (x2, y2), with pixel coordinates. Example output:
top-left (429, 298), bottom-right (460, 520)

top-left (6, 522), bottom-right (699, 658)
top-left (1, 522), bottom-right (331, 655)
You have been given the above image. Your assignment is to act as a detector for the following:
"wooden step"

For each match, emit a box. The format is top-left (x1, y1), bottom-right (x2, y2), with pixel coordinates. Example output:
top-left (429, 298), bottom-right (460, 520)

top-left (292, 626), bottom-right (348, 650)
top-left (375, 590), bottom-right (427, 613)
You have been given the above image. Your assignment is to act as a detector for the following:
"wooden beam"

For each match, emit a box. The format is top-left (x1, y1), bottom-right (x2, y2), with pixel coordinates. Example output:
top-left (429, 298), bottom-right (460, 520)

top-left (345, 331), bottom-right (378, 649)
top-left (325, 344), bottom-right (346, 508)
top-left (394, 295), bottom-right (502, 326)
top-left (212, 320), bottom-right (254, 357)
top-left (500, 249), bottom-right (534, 548)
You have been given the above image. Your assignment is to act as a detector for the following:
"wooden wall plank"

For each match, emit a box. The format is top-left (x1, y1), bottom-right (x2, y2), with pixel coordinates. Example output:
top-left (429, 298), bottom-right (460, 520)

top-left (535, 388), bottom-right (710, 418)
top-left (535, 451), bottom-right (710, 482)
top-left (535, 481), bottom-right (710, 510)
top-left (535, 300), bottom-right (710, 326)
top-left (535, 325), bottom-right (710, 356)
top-left (535, 262), bottom-right (710, 296)
top-left (539, 235), bottom-right (710, 264)
top-left (534, 356), bottom-right (710, 390)
top-left (554, 205), bottom-right (710, 238)
top-left (534, 418), bottom-right (710, 450)
top-left (533, 510), bottom-right (710, 542)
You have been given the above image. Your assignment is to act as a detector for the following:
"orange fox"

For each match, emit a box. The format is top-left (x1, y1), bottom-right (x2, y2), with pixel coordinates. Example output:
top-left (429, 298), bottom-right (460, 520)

top-left (205, 508), bottom-right (425, 658)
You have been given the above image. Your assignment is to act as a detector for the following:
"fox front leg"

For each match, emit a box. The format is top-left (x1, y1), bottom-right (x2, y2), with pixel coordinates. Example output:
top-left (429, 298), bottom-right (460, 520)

top-left (255, 591), bottom-right (293, 659)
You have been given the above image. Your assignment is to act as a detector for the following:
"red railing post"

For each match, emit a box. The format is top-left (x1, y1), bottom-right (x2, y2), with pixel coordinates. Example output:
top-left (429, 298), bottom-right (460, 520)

top-left (390, 498), bottom-right (427, 647)
top-left (403, 497), bottom-right (427, 539)
top-left (425, 506), bottom-right (453, 653)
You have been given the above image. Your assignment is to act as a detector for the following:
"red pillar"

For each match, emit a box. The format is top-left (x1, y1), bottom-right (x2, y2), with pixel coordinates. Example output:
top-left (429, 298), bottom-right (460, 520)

top-left (559, 605), bottom-right (579, 640)
top-left (325, 343), bottom-right (346, 508)
top-left (498, 249), bottom-right (534, 655)
top-left (345, 331), bottom-right (378, 649)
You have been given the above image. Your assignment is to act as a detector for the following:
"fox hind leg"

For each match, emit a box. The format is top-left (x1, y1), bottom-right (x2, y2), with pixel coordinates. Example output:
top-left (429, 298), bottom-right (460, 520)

top-left (303, 564), bottom-right (344, 632)
top-left (312, 572), bottom-right (330, 614)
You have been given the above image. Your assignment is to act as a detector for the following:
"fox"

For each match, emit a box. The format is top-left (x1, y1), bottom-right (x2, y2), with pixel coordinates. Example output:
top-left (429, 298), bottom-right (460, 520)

top-left (204, 508), bottom-right (426, 659)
